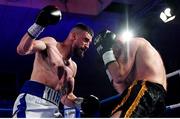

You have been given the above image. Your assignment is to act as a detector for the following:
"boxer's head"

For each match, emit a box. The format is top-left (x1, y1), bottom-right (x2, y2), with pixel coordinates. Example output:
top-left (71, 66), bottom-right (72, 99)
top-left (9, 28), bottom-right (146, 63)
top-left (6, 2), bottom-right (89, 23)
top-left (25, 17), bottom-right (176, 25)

top-left (71, 23), bottom-right (94, 58)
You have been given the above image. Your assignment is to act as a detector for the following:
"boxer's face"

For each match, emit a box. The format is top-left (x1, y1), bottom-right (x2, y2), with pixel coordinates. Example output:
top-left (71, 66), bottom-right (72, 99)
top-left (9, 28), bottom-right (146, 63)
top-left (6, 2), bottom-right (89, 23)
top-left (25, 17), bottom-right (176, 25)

top-left (73, 31), bottom-right (92, 58)
top-left (112, 37), bottom-right (124, 59)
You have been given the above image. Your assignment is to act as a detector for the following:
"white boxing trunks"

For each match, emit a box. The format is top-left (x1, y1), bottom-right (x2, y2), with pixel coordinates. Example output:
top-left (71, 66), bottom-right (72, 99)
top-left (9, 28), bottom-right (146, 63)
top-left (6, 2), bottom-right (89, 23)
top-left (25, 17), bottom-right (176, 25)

top-left (12, 80), bottom-right (62, 118)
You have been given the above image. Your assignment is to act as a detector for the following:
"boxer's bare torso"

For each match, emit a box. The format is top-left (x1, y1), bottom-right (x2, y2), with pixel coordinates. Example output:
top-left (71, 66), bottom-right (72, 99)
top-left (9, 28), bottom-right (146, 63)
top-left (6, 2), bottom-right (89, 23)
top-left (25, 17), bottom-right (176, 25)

top-left (31, 38), bottom-right (76, 95)
top-left (109, 37), bottom-right (167, 118)
top-left (17, 28), bottom-right (93, 106)
top-left (111, 37), bottom-right (167, 93)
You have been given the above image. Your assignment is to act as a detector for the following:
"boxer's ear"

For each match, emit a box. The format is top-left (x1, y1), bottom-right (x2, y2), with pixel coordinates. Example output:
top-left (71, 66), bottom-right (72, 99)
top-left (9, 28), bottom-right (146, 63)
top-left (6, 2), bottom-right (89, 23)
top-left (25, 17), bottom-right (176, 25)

top-left (69, 32), bottom-right (77, 41)
top-left (72, 32), bottom-right (77, 41)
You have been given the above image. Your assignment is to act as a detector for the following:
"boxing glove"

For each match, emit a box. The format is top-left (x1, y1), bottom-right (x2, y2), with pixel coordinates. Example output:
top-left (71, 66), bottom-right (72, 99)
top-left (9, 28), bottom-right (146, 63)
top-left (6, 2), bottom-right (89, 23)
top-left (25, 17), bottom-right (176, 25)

top-left (94, 30), bottom-right (116, 66)
top-left (74, 95), bottom-right (100, 117)
top-left (28, 5), bottom-right (62, 38)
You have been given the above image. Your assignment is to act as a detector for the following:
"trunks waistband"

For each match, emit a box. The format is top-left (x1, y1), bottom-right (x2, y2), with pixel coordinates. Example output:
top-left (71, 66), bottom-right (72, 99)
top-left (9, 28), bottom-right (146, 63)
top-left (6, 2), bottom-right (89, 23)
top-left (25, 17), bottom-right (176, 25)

top-left (20, 80), bottom-right (61, 106)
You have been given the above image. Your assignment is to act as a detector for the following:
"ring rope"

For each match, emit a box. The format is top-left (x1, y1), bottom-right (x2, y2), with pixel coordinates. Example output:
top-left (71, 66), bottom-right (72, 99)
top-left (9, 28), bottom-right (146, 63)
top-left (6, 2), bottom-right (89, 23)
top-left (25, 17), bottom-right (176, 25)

top-left (166, 69), bottom-right (180, 78)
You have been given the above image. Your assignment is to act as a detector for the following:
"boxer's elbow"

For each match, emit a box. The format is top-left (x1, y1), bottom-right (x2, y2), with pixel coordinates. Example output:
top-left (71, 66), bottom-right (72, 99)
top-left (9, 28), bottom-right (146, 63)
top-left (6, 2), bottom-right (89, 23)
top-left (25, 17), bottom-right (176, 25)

top-left (61, 94), bottom-right (76, 107)
top-left (110, 70), bottom-right (126, 83)
top-left (16, 45), bottom-right (31, 55)
top-left (17, 45), bottom-right (26, 55)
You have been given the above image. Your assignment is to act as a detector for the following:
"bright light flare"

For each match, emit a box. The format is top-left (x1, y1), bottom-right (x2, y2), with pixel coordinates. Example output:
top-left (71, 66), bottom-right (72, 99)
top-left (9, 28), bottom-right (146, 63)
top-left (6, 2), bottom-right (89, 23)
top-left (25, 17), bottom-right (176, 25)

top-left (120, 30), bottom-right (134, 42)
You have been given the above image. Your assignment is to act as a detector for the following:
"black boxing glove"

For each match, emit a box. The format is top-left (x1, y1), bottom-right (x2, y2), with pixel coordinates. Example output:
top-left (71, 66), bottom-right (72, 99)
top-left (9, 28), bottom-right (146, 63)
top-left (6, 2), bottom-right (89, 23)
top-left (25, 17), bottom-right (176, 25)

top-left (94, 29), bottom-right (116, 67)
top-left (74, 95), bottom-right (100, 117)
top-left (28, 5), bottom-right (62, 38)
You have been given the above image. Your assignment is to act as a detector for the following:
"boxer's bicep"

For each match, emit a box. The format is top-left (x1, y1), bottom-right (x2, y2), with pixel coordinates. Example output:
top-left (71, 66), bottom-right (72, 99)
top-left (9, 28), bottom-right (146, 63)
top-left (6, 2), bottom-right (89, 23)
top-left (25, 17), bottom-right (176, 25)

top-left (17, 35), bottom-right (51, 55)
top-left (32, 40), bottom-right (47, 51)
top-left (32, 36), bottom-right (58, 52)
top-left (25, 40), bottom-right (47, 55)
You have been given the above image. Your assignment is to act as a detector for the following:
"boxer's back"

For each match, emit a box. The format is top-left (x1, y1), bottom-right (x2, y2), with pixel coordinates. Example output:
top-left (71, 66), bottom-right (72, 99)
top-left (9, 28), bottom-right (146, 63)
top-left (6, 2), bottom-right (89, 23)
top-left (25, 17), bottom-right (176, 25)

top-left (115, 37), bottom-right (167, 90)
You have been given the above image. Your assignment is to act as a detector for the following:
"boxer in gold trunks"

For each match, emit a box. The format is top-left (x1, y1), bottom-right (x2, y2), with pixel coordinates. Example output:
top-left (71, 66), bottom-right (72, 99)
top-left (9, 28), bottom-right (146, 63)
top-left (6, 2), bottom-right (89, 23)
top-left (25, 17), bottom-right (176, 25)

top-left (94, 30), bottom-right (167, 117)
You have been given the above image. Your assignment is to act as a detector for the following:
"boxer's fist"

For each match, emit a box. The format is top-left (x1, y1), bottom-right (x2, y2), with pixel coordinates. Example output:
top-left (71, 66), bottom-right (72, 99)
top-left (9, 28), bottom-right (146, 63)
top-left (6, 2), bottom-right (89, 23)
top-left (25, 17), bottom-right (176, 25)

top-left (94, 30), bottom-right (116, 66)
top-left (94, 30), bottom-right (116, 56)
top-left (28, 5), bottom-right (62, 38)
top-left (36, 5), bottom-right (62, 27)
top-left (75, 95), bottom-right (100, 117)
top-left (81, 95), bottom-right (100, 115)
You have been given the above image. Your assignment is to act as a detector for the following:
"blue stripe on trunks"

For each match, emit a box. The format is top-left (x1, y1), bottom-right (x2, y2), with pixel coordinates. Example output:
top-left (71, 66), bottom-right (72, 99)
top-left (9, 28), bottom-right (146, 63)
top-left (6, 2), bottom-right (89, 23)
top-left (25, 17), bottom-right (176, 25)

top-left (17, 94), bottom-right (27, 117)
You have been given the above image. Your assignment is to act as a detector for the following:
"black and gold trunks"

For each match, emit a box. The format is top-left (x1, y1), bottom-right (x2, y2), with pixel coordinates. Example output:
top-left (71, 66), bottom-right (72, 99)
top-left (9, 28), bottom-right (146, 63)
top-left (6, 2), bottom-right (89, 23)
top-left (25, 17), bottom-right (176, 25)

top-left (111, 80), bottom-right (166, 117)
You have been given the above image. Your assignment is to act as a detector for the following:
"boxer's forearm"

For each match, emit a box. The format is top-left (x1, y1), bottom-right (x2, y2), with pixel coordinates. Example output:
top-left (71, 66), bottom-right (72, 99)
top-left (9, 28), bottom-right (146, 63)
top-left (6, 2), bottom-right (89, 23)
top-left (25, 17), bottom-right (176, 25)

top-left (107, 61), bottom-right (127, 83)
top-left (17, 33), bottom-right (34, 55)
top-left (17, 33), bottom-right (47, 55)
top-left (17, 5), bottom-right (61, 55)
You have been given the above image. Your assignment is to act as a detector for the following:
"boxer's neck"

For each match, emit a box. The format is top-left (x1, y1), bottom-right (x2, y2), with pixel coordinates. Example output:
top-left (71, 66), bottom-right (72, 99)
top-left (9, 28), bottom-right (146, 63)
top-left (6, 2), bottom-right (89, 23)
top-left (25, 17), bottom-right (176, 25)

top-left (57, 42), bottom-right (72, 60)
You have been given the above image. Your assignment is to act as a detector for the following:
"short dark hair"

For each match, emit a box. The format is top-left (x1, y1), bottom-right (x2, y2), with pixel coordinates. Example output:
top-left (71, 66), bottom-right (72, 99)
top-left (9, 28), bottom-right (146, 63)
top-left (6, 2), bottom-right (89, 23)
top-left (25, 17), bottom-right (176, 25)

top-left (73, 23), bottom-right (94, 37)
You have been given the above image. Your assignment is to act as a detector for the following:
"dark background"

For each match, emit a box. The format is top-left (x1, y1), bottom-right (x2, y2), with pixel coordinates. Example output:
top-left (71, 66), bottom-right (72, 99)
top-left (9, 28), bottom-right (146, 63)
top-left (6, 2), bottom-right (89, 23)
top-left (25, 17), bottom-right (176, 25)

top-left (0, 0), bottom-right (180, 117)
